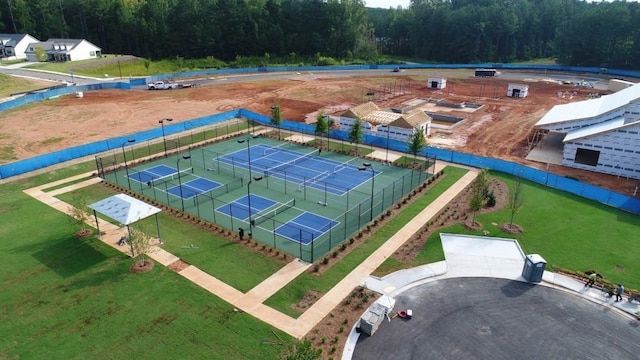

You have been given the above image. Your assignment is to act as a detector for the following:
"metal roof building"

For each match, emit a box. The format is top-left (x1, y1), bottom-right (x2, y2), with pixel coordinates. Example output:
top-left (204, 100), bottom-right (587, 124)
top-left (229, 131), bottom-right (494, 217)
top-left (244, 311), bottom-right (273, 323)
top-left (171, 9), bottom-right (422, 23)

top-left (534, 83), bottom-right (640, 179)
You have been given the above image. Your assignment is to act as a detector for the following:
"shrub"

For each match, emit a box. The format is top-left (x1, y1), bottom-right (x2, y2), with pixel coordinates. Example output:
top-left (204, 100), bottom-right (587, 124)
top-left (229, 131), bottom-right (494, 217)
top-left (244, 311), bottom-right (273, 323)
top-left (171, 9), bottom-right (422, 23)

top-left (340, 243), bottom-right (347, 251)
top-left (332, 251), bottom-right (338, 258)
top-left (323, 257), bottom-right (329, 265)
top-left (313, 264), bottom-right (320, 272)
top-left (349, 238), bottom-right (354, 245)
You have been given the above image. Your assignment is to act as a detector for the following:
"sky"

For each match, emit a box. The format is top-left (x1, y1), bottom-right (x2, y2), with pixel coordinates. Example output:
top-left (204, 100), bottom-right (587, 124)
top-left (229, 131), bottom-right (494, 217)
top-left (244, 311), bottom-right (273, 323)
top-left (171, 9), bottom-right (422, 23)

top-left (364, 0), bottom-right (411, 9)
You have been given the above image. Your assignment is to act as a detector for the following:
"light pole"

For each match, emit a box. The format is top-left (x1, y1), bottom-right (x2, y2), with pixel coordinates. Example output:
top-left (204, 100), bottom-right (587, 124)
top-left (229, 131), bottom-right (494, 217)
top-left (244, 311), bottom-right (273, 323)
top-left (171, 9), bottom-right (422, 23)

top-left (358, 162), bottom-right (375, 222)
top-left (238, 137), bottom-right (257, 228)
top-left (121, 139), bottom-right (135, 189)
top-left (247, 176), bottom-right (263, 231)
top-left (159, 118), bottom-right (173, 158)
top-left (177, 155), bottom-right (191, 211)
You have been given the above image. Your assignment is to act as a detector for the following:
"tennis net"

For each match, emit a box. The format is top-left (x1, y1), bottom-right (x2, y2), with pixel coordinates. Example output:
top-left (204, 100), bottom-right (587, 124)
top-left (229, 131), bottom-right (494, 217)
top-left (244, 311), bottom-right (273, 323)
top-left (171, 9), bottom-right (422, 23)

top-left (267, 149), bottom-right (319, 175)
top-left (151, 167), bottom-right (192, 186)
top-left (298, 171), bottom-right (330, 191)
top-left (251, 199), bottom-right (296, 226)
top-left (263, 142), bottom-right (294, 156)
top-left (333, 158), bottom-right (359, 174)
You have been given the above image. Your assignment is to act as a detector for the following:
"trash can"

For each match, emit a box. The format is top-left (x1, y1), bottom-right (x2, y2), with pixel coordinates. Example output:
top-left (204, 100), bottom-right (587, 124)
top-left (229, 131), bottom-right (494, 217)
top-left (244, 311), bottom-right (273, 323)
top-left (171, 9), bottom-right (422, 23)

top-left (522, 254), bottom-right (546, 283)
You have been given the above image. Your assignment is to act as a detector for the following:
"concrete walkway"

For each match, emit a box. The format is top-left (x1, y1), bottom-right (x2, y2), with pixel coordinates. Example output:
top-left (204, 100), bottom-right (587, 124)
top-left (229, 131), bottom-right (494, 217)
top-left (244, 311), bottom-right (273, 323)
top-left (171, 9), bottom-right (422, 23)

top-left (23, 156), bottom-right (475, 339)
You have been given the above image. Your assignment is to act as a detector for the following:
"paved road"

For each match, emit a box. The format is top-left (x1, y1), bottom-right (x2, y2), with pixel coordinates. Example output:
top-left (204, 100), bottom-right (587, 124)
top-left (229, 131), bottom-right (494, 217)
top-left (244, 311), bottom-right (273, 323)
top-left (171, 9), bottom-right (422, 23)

top-left (353, 278), bottom-right (640, 360)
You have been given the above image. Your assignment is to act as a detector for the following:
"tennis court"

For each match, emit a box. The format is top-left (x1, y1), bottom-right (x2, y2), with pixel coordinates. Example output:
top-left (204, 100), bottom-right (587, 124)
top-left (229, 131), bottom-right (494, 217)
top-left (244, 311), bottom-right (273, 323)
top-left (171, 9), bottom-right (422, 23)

top-left (216, 194), bottom-right (278, 221)
top-left (101, 135), bottom-right (432, 262)
top-left (219, 144), bottom-right (378, 195)
top-left (128, 164), bottom-right (184, 184)
top-left (274, 212), bottom-right (339, 245)
top-left (167, 178), bottom-right (222, 200)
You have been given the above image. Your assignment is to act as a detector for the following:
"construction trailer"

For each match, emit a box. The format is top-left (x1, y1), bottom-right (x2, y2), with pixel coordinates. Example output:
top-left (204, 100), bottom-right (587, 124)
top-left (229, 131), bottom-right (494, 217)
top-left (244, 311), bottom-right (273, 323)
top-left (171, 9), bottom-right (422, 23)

top-left (475, 68), bottom-right (498, 77)
top-left (427, 77), bottom-right (447, 89)
top-left (507, 83), bottom-right (529, 98)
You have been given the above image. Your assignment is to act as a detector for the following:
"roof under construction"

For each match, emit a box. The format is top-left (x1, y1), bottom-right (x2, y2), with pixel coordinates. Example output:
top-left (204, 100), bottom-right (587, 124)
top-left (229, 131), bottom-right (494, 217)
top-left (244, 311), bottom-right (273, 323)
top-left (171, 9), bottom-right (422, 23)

top-left (342, 102), bottom-right (431, 129)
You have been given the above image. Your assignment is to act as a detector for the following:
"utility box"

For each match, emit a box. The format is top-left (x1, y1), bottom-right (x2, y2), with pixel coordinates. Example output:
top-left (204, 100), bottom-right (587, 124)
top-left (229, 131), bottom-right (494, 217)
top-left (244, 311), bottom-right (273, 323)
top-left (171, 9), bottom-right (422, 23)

top-left (522, 254), bottom-right (546, 283)
top-left (359, 303), bottom-right (389, 336)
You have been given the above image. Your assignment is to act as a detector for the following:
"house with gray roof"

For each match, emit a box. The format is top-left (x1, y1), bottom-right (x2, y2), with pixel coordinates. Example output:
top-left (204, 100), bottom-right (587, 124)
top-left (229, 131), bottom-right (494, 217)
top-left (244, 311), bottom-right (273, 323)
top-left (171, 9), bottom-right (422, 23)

top-left (534, 83), bottom-right (640, 179)
top-left (24, 38), bottom-right (101, 62)
top-left (0, 33), bottom-right (39, 60)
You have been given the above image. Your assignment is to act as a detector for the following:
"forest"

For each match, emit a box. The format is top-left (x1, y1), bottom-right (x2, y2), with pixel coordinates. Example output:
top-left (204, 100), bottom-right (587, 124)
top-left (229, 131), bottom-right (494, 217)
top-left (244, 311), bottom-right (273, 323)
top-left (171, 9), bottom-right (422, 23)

top-left (1, 0), bottom-right (640, 69)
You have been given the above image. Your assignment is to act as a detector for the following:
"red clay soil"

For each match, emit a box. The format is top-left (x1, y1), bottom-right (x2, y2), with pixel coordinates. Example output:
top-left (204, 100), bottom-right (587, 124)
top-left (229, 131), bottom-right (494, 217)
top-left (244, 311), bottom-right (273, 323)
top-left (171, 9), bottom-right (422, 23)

top-left (1, 71), bottom-right (639, 195)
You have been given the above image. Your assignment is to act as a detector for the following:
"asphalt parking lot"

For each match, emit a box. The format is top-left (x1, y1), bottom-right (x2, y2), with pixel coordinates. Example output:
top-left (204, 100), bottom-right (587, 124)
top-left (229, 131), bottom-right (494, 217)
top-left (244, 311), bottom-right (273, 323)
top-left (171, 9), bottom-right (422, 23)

top-left (353, 278), bottom-right (640, 360)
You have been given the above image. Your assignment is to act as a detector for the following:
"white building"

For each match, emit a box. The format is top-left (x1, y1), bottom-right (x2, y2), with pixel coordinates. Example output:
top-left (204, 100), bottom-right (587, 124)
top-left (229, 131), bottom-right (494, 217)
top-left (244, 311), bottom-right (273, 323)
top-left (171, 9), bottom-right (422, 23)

top-left (535, 83), bottom-right (640, 179)
top-left (24, 39), bottom-right (101, 62)
top-left (507, 83), bottom-right (529, 98)
top-left (0, 33), bottom-right (39, 60)
top-left (338, 102), bottom-right (431, 142)
top-left (427, 77), bottom-right (447, 89)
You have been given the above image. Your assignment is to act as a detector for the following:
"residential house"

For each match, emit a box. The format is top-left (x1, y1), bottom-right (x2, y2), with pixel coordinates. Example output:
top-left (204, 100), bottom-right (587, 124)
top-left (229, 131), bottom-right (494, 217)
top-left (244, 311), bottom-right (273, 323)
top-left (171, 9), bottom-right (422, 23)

top-left (0, 33), bottom-right (39, 60)
top-left (25, 39), bottom-right (101, 62)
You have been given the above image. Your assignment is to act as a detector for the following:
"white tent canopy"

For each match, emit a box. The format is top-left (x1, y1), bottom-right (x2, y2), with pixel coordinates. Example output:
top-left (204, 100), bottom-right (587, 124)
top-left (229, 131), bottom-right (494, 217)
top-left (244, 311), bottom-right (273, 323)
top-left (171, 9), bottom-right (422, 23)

top-left (89, 194), bottom-right (161, 225)
top-left (88, 194), bottom-right (163, 251)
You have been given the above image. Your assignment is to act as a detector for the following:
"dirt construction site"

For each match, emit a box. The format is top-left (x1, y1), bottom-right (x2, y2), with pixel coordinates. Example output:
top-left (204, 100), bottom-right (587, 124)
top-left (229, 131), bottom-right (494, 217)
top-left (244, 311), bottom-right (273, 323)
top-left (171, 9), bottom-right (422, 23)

top-left (1, 69), bottom-right (639, 194)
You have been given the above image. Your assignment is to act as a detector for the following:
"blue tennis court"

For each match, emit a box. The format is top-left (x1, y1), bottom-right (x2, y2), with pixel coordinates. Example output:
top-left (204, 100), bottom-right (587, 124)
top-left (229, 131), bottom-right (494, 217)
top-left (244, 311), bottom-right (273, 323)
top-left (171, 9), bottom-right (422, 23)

top-left (128, 164), bottom-right (178, 184)
top-left (219, 144), bottom-right (380, 195)
top-left (216, 194), bottom-right (276, 220)
top-left (275, 212), bottom-right (339, 245)
top-left (167, 178), bottom-right (222, 199)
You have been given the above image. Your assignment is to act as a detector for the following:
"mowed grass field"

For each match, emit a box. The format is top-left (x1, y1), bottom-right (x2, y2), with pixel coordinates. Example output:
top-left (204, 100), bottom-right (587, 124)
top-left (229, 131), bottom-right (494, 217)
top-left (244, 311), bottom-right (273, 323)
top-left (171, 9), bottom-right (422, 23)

top-left (0, 168), bottom-right (291, 360)
top-left (379, 171), bottom-right (640, 291)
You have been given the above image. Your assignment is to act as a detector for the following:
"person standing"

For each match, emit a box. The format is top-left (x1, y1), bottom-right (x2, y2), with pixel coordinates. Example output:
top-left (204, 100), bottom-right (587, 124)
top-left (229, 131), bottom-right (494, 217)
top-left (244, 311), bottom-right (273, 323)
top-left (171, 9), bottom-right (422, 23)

top-left (585, 272), bottom-right (597, 287)
top-left (615, 283), bottom-right (625, 302)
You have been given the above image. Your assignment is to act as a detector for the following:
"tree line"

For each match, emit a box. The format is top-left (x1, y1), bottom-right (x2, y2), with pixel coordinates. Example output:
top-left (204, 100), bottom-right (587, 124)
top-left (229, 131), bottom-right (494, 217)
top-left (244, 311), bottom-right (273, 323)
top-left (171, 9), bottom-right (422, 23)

top-left (1, 0), bottom-right (640, 69)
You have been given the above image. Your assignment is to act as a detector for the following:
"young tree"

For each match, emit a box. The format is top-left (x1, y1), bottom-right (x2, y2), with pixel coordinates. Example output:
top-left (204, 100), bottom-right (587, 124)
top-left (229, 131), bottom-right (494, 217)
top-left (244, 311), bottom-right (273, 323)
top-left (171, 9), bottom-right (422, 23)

top-left (508, 176), bottom-right (524, 226)
top-left (406, 126), bottom-right (427, 166)
top-left (349, 117), bottom-right (364, 157)
top-left (68, 193), bottom-right (91, 237)
top-left (469, 169), bottom-right (490, 223)
top-left (128, 225), bottom-right (156, 267)
top-left (271, 104), bottom-right (282, 140)
top-left (315, 111), bottom-right (327, 148)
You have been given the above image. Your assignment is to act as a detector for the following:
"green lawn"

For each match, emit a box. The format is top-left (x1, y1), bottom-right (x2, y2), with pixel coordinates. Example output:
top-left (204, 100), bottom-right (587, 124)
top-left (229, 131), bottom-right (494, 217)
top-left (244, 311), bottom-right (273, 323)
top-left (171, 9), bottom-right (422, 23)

top-left (0, 73), bottom-right (50, 98)
top-left (0, 170), bottom-right (291, 360)
top-left (264, 167), bottom-right (469, 317)
top-left (379, 171), bottom-right (640, 291)
top-left (56, 184), bottom-right (286, 293)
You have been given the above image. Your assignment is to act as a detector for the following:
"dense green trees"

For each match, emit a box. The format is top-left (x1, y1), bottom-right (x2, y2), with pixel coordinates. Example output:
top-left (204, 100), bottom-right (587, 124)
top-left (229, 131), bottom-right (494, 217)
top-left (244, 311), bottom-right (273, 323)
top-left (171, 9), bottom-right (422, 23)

top-left (2, 0), bottom-right (640, 69)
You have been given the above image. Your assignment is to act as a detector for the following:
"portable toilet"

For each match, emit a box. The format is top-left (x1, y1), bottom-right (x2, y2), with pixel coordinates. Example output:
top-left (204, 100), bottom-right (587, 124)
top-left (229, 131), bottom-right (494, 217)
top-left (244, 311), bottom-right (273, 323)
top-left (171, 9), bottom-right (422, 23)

top-left (522, 254), bottom-right (546, 283)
